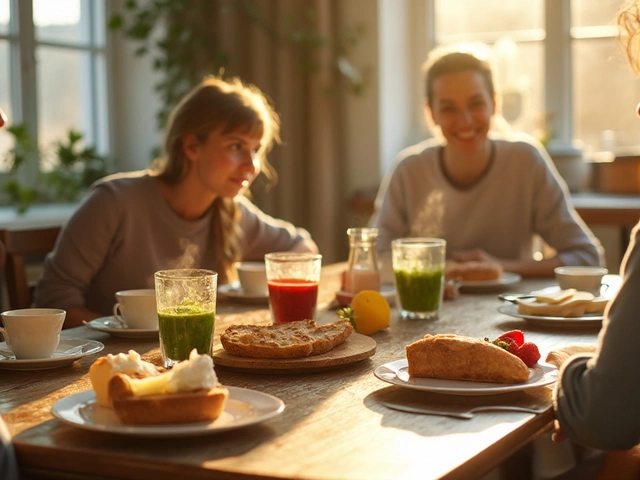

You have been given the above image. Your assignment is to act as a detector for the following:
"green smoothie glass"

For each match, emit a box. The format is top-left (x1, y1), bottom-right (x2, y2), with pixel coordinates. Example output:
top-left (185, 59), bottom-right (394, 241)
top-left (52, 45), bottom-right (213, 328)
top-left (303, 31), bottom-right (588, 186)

top-left (392, 238), bottom-right (446, 320)
top-left (154, 269), bottom-right (217, 368)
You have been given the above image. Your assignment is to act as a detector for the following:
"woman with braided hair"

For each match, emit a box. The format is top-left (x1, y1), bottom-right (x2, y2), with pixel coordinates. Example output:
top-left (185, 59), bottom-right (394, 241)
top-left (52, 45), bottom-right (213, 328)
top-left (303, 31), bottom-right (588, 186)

top-left (35, 76), bottom-right (317, 328)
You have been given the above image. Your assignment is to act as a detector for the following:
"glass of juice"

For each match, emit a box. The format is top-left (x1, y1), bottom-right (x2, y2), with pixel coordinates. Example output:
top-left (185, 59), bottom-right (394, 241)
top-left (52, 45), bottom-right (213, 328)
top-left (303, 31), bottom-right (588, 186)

top-left (154, 269), bottom-right (217, 368)
top-left (391, 238), bottom-right (446, 320)
top-left (264, 252), bottom-right (322, 324)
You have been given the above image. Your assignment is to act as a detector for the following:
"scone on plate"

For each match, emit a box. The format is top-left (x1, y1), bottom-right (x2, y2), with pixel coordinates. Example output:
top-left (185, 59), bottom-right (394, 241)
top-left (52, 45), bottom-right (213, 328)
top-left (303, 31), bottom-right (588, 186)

top-left (445, 261), bottom-right (503, 282)
top-left (406, 334), bottom-right (530, 384)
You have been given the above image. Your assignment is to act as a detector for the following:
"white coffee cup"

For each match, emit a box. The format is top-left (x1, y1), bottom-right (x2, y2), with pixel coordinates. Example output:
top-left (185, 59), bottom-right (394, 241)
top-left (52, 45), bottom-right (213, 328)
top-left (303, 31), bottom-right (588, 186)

top-left (554, 266), bottom-right (608, 296)
top-left (113, 289), bottom-right (158, 329)
top-left (235, 261), bottom-right (268, 295)
top-left (0, 308), bottom-right (66, 359)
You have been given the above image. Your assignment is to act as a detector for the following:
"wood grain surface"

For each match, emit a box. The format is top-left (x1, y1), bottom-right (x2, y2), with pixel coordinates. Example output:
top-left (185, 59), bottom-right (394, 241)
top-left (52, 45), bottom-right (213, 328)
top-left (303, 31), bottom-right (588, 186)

top-left (1, 263), bottom-right (605, 480)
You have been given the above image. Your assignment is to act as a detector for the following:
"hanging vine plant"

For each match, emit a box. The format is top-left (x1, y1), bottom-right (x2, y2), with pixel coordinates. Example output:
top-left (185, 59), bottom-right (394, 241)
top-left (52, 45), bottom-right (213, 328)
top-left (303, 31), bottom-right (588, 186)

top-left (108, 0), bottom-right (369, 129)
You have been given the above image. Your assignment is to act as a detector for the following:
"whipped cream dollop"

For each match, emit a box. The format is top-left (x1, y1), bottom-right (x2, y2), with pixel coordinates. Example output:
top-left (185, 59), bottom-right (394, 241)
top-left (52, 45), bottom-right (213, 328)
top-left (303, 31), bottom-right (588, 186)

top-left (167, 349), bottom-right (218, 393)
top-left (106, 350), bottom-right (159, 377)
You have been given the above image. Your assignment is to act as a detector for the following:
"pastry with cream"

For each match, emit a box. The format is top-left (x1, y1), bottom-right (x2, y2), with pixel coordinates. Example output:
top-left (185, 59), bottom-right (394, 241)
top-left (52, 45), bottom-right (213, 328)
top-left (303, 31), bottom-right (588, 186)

top-left (89, 350), bottom-right (161, 408)
top-left (90, 349), bottom-right (228, 425)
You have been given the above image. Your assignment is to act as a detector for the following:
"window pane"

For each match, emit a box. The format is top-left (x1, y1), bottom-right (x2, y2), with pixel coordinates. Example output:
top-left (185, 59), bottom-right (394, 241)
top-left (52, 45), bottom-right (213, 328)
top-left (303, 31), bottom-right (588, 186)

top-left (573, 39), bottom-right (640, 152)
top-left (0, 39), bottom-right (11, 171)
top-left (34, 0), bottom-right (93, 45)
top-left (572, 0), bottom-right (622, 28)
top-left (436, 0), bottom-right (543, 37)
top-left (0, 0), bottom-right (8, 35)
top-left (36, 46), bottom-right (88, 160)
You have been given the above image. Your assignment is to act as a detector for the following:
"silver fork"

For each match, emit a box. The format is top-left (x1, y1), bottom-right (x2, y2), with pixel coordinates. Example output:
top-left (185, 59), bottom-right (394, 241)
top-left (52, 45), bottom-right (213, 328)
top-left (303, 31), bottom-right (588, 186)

top-left (381, 401), bottom-right (548, 419)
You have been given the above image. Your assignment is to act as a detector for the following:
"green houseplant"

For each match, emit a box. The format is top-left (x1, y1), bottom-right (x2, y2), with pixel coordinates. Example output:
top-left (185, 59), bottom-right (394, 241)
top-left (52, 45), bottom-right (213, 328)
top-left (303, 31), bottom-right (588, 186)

top-left (2, 125), bottom-right (113, 213)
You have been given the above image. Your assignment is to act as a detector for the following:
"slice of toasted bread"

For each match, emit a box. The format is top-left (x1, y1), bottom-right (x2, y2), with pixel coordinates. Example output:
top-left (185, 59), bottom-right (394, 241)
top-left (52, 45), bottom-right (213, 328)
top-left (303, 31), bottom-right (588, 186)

top-left (517, 291), bottom-right (594, 317)
top-left (109, 374), bottom-right (229, 425)
top-left (220, 320), bottom-right (353, 358)
top-left (406, 334), bottom-right (530, 384)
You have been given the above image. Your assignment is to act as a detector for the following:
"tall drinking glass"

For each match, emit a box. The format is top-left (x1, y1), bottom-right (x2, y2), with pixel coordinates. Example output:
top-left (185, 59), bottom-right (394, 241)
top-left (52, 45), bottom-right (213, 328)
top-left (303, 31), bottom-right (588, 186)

top-left (392, 238), bottom-right (446, 320)
top-left (265, 252), bottom-right (322, 324)
top-left (154, 269), bottom-right (217, 368)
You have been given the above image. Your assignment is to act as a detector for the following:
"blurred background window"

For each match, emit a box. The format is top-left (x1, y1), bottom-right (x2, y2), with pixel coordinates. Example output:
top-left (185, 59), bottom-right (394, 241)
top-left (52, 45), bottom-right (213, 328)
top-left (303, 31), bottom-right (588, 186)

top-left (431, 0), bottom-right (638, 155)
top-left (0, 0), bottom-right (108, 174)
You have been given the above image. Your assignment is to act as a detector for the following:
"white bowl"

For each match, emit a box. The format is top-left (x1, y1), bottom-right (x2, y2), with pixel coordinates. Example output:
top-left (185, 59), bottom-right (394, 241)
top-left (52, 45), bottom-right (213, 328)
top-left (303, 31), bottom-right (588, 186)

top-left (554, 266), bottom-right (608, 296)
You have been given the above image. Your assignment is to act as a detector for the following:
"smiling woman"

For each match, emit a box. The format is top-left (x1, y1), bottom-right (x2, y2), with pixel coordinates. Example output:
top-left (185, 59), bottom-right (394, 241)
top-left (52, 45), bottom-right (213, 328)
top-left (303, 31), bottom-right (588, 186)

top-left (34, 76), bottom-right (318, 329)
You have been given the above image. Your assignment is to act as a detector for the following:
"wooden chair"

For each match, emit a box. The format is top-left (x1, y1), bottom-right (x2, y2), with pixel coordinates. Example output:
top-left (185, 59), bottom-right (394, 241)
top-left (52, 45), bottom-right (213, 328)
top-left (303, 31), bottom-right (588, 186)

top-left (0, 226), bottom-right (61, 310)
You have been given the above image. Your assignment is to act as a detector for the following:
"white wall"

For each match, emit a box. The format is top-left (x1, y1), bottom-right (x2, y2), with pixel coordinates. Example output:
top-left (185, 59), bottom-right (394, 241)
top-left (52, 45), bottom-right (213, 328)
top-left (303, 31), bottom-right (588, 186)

top-left (107, 2), bottom-right (163, 171)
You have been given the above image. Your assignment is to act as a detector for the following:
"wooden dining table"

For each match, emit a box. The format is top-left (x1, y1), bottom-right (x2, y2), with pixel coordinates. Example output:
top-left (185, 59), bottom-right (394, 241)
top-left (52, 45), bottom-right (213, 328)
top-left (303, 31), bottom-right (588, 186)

top-left (1, 263), bottom-right (605, 480)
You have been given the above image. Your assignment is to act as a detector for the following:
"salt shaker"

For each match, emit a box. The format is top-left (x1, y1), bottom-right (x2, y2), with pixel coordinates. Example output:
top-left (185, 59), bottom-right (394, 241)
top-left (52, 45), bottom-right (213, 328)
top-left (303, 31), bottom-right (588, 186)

top-left (344, 227), bottom-right (381, 294)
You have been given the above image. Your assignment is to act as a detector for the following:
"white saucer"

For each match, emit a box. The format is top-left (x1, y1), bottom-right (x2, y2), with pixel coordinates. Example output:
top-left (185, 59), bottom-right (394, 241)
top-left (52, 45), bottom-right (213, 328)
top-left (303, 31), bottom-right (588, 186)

top-left (498, 304), bottom-right (604, 327)
top-left (0, 338), bottom-right (104, 371)
top-left (85, 317), bottom-right (159, 339)
top-left (52, 386), bottom-right (285, 437)
top-left (374, 359), bottom-right (558, 396)
top-left (218, 282), bottom-right (269, 304)
top-left (334, 284), bottom-right (397, 308)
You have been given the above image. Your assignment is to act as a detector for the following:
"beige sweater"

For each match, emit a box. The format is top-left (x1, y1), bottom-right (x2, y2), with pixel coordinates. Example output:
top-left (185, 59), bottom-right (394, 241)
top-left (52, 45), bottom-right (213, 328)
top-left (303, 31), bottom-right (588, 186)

top-left (35, 172), bottom-right (312, 315)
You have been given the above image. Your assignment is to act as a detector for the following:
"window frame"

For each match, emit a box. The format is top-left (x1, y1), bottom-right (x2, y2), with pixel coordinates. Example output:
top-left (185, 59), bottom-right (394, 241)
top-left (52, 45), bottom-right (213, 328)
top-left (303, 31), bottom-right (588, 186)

top-left (1, 0), bottom-right (109, 181)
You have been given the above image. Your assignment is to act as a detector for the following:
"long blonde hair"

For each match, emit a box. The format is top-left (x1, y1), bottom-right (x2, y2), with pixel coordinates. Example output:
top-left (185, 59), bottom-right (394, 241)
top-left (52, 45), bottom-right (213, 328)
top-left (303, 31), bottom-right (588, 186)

top-left (619, 0), bottom-right (640, 75)
top-left (157, 76), bottom-right (281, 281)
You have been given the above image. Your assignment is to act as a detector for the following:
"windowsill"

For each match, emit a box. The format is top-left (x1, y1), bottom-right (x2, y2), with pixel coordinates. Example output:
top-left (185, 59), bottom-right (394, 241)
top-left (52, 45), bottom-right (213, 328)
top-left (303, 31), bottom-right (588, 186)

top-left (0, 203), bottom-right (79, 229)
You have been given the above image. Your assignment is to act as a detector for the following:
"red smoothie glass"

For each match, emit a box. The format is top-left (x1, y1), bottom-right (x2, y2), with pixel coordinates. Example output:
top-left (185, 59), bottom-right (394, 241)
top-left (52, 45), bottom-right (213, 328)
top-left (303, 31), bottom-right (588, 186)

top-left (264, 252), bottom-right (322, 324)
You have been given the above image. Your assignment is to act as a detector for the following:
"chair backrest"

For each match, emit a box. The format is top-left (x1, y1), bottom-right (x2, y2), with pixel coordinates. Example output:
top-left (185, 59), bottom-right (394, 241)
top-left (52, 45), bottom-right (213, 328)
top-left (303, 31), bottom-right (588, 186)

top-left (1, 226), bottom-right (61, 310)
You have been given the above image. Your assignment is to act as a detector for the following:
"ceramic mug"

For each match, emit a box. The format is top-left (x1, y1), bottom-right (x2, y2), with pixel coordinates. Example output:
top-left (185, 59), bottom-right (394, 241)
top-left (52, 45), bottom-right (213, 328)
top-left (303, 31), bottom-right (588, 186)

top-left (0, 308), bottom-right (66, 359)
top-left (235, 261), bottom-right (268, 295)
top-left (113, 289), bottom-right (158, 329)
top-left (554, 266), bottom-right (608, 296)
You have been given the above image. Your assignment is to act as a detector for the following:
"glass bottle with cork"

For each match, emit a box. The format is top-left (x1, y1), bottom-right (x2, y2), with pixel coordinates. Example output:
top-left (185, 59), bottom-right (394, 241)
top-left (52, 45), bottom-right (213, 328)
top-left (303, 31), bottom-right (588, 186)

top-left (344, 227), bottom-right (381, 294)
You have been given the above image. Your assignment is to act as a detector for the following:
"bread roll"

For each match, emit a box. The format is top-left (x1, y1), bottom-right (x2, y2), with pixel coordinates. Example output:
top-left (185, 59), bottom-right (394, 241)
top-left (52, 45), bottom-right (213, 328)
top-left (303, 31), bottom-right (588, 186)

top-left (445, 261), bottom-right (503, 282)
top-left (406, 334), bottom-right (530, 384)
top-left (109, 374), bottom-right (228, 425)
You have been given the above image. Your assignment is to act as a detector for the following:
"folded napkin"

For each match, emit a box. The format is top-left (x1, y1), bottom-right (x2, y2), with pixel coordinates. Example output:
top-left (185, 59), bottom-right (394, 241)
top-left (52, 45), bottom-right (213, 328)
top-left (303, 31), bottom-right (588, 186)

top-left (545, 345), bottom-right (597, 369)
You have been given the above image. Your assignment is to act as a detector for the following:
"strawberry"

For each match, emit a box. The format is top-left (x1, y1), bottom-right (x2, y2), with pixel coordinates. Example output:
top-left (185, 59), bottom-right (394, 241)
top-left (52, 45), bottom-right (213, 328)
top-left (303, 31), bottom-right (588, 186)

top-left (493, 336), bottom-right (520, 354)
top-left (495, 330), bottom-right (525, 347)
top-left (515, 342), bottom-right (540, 367)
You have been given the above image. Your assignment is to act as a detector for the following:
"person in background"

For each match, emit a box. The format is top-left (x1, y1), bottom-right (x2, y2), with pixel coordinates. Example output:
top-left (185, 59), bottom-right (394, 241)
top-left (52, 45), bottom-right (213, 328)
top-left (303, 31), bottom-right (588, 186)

top-left (550, 2), bottom-right (640, 476)
top-left (0, 104), bottom-right (21, 480)
top-left (369, 46), bottom-right (604, 277)
top-left (35, 76), bottom-right (318, 328)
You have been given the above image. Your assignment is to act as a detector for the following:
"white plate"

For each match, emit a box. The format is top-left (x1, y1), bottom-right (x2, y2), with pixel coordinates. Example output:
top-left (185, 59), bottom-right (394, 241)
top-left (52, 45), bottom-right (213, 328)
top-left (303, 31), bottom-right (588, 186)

top-left (51, 386), bottom-right (285, 437)
top-left (374, 359), bottom-right (558, 396)
top-left (498, 304), bottom-right (604, 327)
top-left (460, 272), bottom-right (522, 291)
top-left (86, 316), bottom-right (159, 339)
top-left (334, 284), bottom-right (397, 308)
top-left (0, 338), bottom-right (104, 371)
top-left (218, 282), bottom-right (269, 304)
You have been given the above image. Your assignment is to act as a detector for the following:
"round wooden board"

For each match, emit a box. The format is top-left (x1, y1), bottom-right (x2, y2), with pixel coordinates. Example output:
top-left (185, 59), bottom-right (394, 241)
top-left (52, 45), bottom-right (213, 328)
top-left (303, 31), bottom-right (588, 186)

top-left (212, 333), bottom-right (377, 374)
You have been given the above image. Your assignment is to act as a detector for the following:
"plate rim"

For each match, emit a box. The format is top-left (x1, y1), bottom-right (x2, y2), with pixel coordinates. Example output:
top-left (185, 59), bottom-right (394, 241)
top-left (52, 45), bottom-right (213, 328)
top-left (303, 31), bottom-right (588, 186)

top-left (460, 272), bottom-right (522, 287)
top-left (0, 338), bottom-right (104, 369)
top-left (374, 358), bottom-right (558, 395)
top-left (497, 303), bottom-right (604, 324)
top-left (218, 282), bottom-right (269, 300)
top-left (51, 386), bottom-right (285, 437)
top-left (87, 316), bottom-right (159, 335)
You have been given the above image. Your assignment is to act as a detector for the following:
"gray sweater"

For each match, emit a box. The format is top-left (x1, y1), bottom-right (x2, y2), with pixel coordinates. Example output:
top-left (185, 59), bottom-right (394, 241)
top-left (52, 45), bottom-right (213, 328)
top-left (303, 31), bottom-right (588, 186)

top-left (555, 221), bottom-right (640, 450)
top-left (370, 133), bottom-right (603, 266)
top-left (35, 172), bottom-right (312, 315)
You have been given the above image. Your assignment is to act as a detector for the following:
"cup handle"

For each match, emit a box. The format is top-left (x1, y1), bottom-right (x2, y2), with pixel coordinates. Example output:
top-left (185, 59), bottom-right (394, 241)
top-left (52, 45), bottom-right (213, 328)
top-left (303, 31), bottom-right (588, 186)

top-left (0, 327), bottom-right (10, 347)
top-left (112, 304), bottom-right (127, 328)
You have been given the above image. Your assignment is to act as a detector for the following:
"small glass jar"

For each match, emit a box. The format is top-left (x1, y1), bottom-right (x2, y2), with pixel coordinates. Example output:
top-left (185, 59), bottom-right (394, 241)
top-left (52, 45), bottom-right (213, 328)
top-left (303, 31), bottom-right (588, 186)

top-left (344, 227), bottom-right (381, 294)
